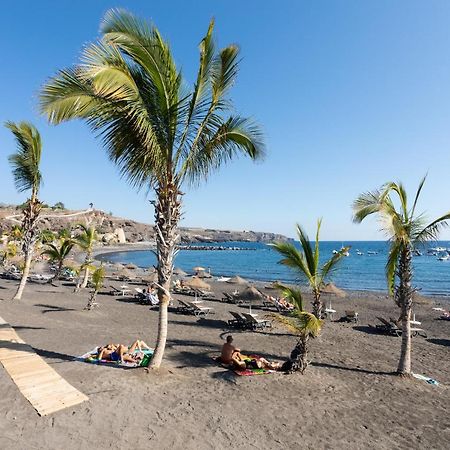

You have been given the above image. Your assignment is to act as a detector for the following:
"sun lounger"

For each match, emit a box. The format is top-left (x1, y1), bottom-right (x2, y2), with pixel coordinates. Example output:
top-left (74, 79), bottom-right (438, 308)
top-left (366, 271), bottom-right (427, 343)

top-left (176, 300), bottom-right (213, 316)
top-left (221, 292), bottom-right (237, 303)
top-left (188, 301), bottom-right (215, 317)
top-left (374, 317), bottom-right (426, 337)
top-left (242, 312), bottom-right (272, 331)
top-left (343, 310), bottom-right (358, 323)
top-left (228, 311), bottom-right (251, 329)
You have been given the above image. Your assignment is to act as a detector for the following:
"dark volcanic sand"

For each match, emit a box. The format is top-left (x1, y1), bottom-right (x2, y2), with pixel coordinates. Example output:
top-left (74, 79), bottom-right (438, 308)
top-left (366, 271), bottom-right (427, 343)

top-left (0, 277), bottom-right (449, 449)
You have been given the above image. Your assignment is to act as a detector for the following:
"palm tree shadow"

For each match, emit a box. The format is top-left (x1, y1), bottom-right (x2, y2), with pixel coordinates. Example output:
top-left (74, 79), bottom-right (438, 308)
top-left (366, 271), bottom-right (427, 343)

top-left (33, 303), bottom-right (76, 313)
top-left (311, 361), bottom-right (393, 376)
top-left (427, 338), bottom-right (450, 347)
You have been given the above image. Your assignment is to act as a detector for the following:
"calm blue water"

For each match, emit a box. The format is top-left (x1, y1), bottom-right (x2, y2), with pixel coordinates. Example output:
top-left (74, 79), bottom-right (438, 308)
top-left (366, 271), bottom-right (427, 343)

top-left (96, 241), bottom-right (450, 296)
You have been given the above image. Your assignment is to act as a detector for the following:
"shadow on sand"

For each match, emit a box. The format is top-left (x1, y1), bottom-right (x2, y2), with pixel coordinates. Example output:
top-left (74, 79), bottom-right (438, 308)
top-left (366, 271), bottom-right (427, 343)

top-left (427, 338), bottom-right (450, 347)
top-left (33, 303), bottom-right (77, 313)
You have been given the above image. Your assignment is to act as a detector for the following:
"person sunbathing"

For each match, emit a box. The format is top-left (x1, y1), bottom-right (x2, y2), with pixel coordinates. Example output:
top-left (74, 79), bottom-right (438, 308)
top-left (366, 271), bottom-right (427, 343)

top-left (97, 340), bottom-right (151, 363)
top-left (220, 335), bottom-right (281, 370)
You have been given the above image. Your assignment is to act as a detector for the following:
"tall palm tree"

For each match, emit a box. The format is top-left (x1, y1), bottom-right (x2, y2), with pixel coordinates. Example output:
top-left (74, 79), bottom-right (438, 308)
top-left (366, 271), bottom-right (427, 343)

top-left (353, 178), bottom-right (450, 376)
top-left (40, 9), bottom-right (264, 367)
top-left (271, 220), bottom-right (348, 318)
top-left (41, 238), bottom-right (74, 283)
top-left (74, 224), bottom-right (97, 291)
top-left (5, 121), bottom-right (43, 300)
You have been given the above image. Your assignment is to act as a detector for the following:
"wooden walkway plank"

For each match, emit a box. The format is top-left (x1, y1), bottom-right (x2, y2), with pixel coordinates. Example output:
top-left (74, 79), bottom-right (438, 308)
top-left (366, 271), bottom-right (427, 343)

top-left (0, 316), bottom-right (88, 416)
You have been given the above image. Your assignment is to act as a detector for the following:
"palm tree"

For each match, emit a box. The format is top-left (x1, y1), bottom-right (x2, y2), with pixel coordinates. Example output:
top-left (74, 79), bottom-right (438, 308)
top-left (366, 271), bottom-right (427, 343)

top-left (41, 238), bottom-right (74, 283)
top-left (74, 224), bottom-right (97, 291)
top-left (1, 242), bottom-right (18, 267)
top-left (353, 178), bottom-right (450, 376)
top-left (5, 121), bottom-right (43, 300)
top-left (40, 9), bottom-right (264, 368)
top-left (84, 265), bottom-right (105, 310)
top-left (271, 220), bottom-right (348, 318)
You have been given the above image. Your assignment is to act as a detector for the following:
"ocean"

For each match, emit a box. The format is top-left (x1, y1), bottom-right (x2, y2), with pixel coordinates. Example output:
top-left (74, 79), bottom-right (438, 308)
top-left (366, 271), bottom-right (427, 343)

top-left (96, 241), bottom-right (450, 297)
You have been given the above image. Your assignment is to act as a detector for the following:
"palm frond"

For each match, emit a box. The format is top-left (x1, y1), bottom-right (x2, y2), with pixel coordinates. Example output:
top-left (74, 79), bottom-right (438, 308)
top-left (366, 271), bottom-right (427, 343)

top-left (270, 240), bottom-right (312, 283)
top-left (5, 121), bottom-right (42, 195)
top-left (295, 223), bottom-right (316, 278)
top-left (385, 240), bottom-right (401, 295)
top-left (410, 175), bottom-right (427, 219)
top-left (293, 311), bottom-right (323, 338)
top-left (179, 115), bottom-right (264, 185)
top-left (352, 189), bottom-right (383, 223)
top-left (320, 246), bottom-right (349, 282)
top-left (414, 212), bottom-right (450, 243)
top-left (274, 283), bottom-right (303, 311)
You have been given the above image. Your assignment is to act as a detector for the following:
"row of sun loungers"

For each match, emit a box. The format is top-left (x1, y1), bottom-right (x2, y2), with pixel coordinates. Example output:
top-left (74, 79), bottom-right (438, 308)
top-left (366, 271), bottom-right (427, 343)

top-left (373, 317), bottom-right (427, 337)
top-left (228, 311), bottom-right (272, 331)
top-left (176, 300), bottom-right (215, 317)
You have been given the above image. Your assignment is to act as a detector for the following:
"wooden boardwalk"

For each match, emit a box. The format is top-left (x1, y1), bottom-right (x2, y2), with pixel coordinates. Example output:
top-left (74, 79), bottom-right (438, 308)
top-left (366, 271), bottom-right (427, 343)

top-left (0, 316), bottom-right (88, 416)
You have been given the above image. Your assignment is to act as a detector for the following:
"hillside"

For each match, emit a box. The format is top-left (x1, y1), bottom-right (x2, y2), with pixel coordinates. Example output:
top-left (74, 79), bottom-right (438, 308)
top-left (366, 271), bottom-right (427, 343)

top-left (0, 206), bottom-right (290, 244)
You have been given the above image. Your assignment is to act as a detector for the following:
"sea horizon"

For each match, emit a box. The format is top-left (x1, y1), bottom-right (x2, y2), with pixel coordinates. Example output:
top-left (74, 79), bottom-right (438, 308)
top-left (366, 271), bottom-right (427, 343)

top-left (96, 240), bottom-right (450, 298)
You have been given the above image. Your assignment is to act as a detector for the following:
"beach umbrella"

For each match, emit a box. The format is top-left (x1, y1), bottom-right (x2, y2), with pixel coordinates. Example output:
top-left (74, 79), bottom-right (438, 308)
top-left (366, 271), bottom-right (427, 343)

top-left (184, 276), bottom-right (211, 291)
top-left (322, 283), bottom-right (346, 298)
top-left (117, 267), bottom-right (135, 280)
top-left (236, 286), bottom-right (264, 313)
top-left (226, 275), bottom-right (248, 285)
top-left (142, 272), bottom-right (158, 284)
top-left (322, 283), bottom-right (346, 310)
top-left (126, 263), bottom-right (138, 270)
top-left (193, 266), bottom-right (206, 272)
top-left (197, 270), bottom-right (212, 278)
top-left (113, 263), bottom-right (124, 271)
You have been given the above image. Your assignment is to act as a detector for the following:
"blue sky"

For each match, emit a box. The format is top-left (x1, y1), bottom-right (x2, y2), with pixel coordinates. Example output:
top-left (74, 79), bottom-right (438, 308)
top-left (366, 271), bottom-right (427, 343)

top-left (1, 1), bottom-right (450, 240)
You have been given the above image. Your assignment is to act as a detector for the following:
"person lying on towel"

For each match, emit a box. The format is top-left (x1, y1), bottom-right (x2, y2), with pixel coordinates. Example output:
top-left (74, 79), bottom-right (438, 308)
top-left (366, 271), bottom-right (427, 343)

top-left (97, 340), bottom-right (151, 364)
top-left (221, 335), bottom-right (281, 370)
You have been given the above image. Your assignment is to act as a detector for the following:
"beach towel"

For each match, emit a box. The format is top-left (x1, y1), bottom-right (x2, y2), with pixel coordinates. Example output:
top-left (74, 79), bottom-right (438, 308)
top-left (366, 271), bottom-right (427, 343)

top-left (212, 355), bottom-right (278, 376)
top-left (78, 347), bottom-right (154, 368)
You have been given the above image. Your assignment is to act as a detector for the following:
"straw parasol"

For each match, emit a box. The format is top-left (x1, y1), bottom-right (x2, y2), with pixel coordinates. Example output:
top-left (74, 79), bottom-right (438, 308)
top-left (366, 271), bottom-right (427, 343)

top-left (184, 276), bottom-right (211, 291)
top-left (235, 286), bottom-right (265, 313)
top-left (226, 275), bottom-right (248, 285)
top-left (193, 266), bottom-right (206, 272)
top-left (236, 286), bottom-right (265, 301)
top-left (322, 283), bottom-right (346, 298)
top-left (126, 263), bottom-right (138, 270)
top-left (117, 267), bottom-right (136, 280)
top-left (142, 272), bottom-right (158, 284)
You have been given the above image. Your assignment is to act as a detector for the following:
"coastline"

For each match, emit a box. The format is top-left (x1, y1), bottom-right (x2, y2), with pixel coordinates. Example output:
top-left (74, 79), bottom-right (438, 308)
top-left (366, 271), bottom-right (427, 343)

top-left (92, 244), bottom-right (450, 301)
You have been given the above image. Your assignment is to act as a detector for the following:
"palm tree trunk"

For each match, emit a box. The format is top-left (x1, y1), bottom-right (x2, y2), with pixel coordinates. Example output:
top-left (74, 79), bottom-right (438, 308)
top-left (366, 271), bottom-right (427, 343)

top-left (13, 249), bottom-right (33, 300)
top-left (84, 290), bottom-right (98, 310)
top-left (80, 265), bottom-right (90, 289)
top-left (75, 255), bottom-right (91, 292)
top-left (12, 198), bottom-right (41, 300)
top-left (149, 183), bottom-right (181, 369)
top-left (312, 291), bottom-right (322, 319)
top-left (284, 334), bottom-right (309, 373)
top-left (396, 246), bottom-right (413, 375)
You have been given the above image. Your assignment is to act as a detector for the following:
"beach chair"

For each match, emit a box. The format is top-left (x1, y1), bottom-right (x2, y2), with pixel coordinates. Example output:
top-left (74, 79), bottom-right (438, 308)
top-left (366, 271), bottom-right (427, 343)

top-left (375, 317), bottom-right (399, 334)
top-left (242, 312), bottom-right (272, 331)
top-left (221, 292), bottom-right (237, 303)
top-left (188, 301), bottom-right (215, 317)
top-left (108, 286), bottom-right (122, 296)
top-left (228, 311), bottom-right (251, 329)
top-left (344, 310), bottom-right (359, 323)
top-left (176, 300), bottom-right (195, 314)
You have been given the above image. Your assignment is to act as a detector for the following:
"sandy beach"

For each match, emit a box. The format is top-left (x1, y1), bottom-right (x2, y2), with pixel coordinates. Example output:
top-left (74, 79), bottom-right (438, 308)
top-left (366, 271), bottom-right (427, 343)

top-left (0, 274), bottom-right (449, 450)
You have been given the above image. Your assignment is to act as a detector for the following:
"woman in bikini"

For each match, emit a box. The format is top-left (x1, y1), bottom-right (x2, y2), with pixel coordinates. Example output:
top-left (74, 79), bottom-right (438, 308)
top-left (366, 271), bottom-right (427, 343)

top-left (97, 340), bottom-right (151, 363)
